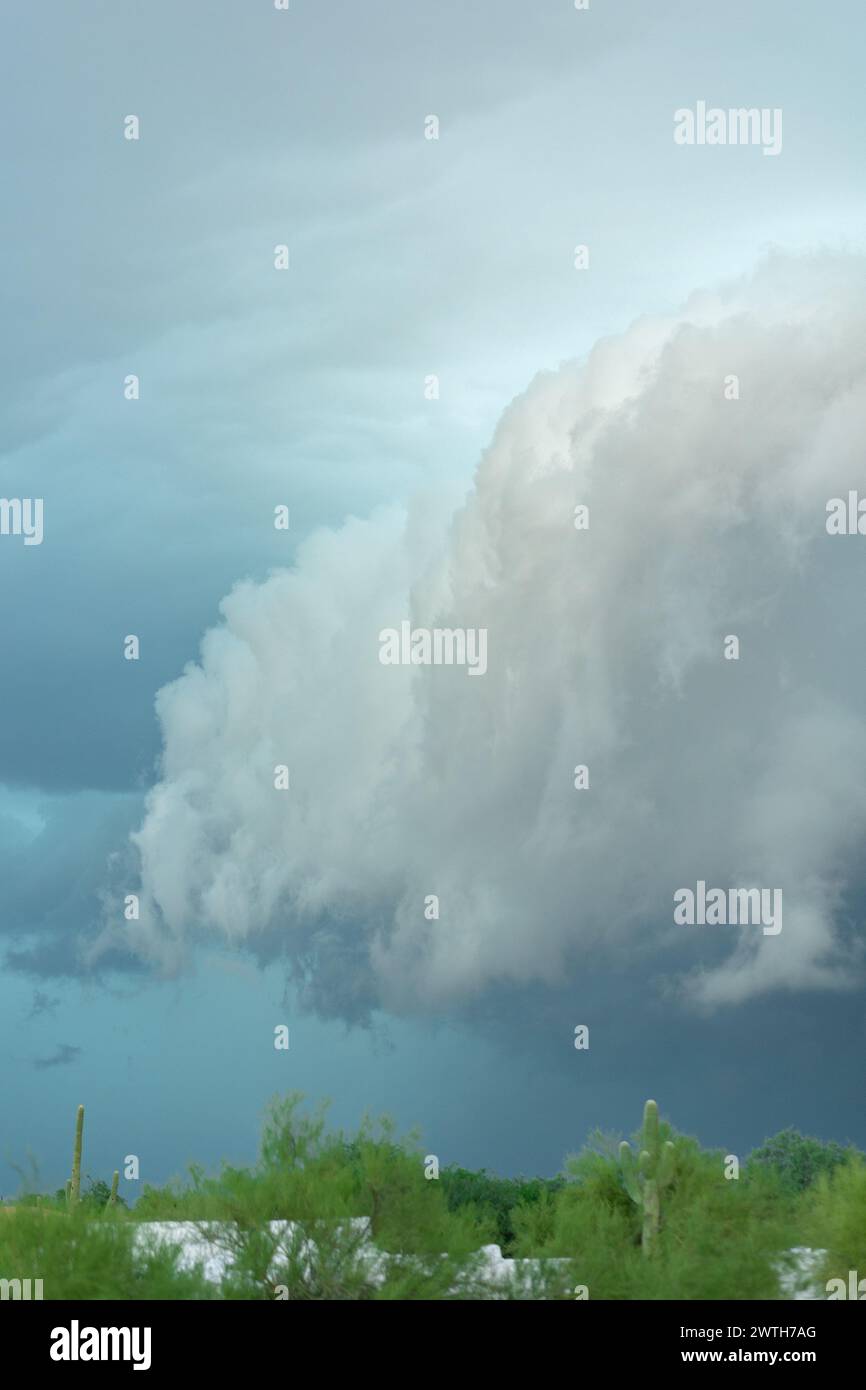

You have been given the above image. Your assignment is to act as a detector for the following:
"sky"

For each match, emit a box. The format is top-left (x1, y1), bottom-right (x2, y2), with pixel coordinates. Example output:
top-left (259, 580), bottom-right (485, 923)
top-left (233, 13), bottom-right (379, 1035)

top-left (2, 0), bottom-right (866, 1199)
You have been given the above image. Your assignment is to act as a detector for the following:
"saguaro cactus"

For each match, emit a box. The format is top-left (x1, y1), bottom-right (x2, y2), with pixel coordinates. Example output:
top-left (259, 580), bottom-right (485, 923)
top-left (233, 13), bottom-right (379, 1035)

top-left (69, 1104), bottom-right (84, 1207)
top-left (619, 1099), bottom-right (675, 1257)
top-left (106, 1171), bottom-right (119, 1211)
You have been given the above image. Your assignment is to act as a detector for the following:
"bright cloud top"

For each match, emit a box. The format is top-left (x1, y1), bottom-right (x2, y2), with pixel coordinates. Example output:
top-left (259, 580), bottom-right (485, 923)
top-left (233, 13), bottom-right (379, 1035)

top-left (108, 254), bottom-right (866, 1016)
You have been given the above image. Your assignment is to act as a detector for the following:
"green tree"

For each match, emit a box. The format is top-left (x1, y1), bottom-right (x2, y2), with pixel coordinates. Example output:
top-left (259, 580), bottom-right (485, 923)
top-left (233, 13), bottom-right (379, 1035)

top-left (438, 1166), bottom-right (562, 1254)
top-left (747, 1128), bottom-right (859, 1193)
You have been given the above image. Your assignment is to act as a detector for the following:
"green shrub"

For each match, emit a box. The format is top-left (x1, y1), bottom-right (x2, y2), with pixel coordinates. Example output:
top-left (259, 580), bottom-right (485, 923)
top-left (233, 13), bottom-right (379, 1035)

top-left (804, 1155), bottom-right (866, 1292)
top-left (0, 1207), bottom-right (212, 1300)
top-left (129, 1094), bottom-right (503, 1300)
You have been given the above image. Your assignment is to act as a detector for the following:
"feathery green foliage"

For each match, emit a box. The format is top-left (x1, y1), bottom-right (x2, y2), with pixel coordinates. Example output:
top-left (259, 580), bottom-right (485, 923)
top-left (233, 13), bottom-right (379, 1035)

top-left (133, 1095), bottom-right (502, 1299)
top-left (0, 1205), bottom-right (213, 1300)
top-left (805, 1155), bottom-right (866, 1287)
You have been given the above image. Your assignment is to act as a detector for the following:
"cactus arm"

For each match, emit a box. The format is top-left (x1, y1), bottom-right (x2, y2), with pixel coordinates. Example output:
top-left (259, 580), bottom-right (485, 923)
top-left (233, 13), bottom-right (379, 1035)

top-left (643, 1099), bottom-right (660, 1150)
top-left (658, 1140), bottom-right (676, 1190)
top-left (619, 1141), bottom-right (641, 1204)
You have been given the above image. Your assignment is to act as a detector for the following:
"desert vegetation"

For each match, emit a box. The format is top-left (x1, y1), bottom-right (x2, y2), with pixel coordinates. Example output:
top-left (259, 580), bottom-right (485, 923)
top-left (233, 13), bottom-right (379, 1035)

top-left (1, 1095), bottom-right (863, 1300)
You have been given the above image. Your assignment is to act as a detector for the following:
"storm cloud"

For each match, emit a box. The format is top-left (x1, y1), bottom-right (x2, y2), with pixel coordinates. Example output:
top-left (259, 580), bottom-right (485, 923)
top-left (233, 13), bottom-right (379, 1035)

top-left (100, 254), bottom-right (866, 1018)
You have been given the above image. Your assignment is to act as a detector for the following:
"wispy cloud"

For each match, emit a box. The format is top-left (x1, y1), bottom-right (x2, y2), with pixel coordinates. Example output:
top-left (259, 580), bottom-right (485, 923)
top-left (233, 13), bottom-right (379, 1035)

top-left (32, 1043), bottom-right (81, 1071)
top-left (27, 990), bottom-right (60, 1019)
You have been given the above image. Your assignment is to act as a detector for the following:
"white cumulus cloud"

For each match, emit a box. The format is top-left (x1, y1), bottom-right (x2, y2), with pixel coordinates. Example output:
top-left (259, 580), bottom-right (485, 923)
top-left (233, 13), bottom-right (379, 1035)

top-left (103, 253), bottom-right (866, 1017)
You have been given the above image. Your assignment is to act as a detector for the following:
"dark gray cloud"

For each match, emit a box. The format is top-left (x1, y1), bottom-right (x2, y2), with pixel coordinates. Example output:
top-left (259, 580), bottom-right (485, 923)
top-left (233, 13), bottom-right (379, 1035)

top-left (0, 791), bottom-right (143, 977)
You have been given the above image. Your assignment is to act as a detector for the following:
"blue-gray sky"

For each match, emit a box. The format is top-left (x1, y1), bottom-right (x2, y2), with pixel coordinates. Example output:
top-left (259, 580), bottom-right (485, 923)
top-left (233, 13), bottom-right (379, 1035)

top-left (2, 0), bottom-right (865, 1199)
